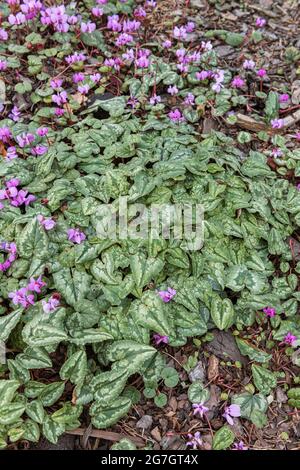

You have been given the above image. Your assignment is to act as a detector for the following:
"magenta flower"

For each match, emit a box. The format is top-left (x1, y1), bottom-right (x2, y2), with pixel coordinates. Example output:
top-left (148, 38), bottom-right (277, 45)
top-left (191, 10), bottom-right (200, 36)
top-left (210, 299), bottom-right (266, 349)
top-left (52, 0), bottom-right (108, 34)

top-left (173, 26), bottom-right (187, 41)
top-left (168, 109), bottom-right (184, 123)
top-left (201, 40), bottom-right (212, 51)
top-left (37, 214), bottom-right (56, 230)
top-left (0, 29), bottom-right (8, 41)
top-left (92, 7), bottom-right (103, 17)
top-left (167, 85), bottom-right (178, 96)
top-left (222, 404), bottom-right (241, 425)
top-left (271, 118), bottom-right (284, 129)
top-left (0, 127), bottom-right (12, 143)
top-left (52, 91), bottom-right (68, 106)
top-left (50, 78), bottom-right (63, 90)
top-left (279, 93), bottom-right (289, 103)
top-left (271, 148), bottom-right (282, 158)
top-left (65, 52), bottom-right (86, 65)
top-left (67, 228), bottom-right (86, 244)
top-left (283, 332), bottom-right (297, 346)
top-left (162, 39), bottom-right (172, 49)
top-left (54, 108), bottom-right (65, 117)
top-left (184, 93), bottom-right (195, 106)
top-left (231, 76), bottom-right (245, 88)
top-left (134, 7), bottom-right (147, 18)
top-left (158, 287), bottom-right (176, 302)
top-left (153, 334), bottom-right (169, 346)
top-left (16, 132), bottom-right (35, 148)
top-left (36, 127), bottom-right (49, 137)
top-left (27, 276), bottom-right (46, 293)
top-left (196, 70), bottom-right (211, 81)
top-left (31, 145), bottom-right (48, 156)
top-left (0, 241), bottom-right (17, 272)
top-left (9, 287), bottom-right (35, 309)
top-left (186, 432), bottom-right (202, 449)
top-left (42, 296), bottom-right (60, 314)
top-left (77, 84), bottom-right (90, 95)
top-left (263, 306), bottom-right (276, 318)
top-left (233, 441), bottom-right (248, 450)
top-left (185, 21), bottom-right (195, 33)
top-left (81, 21), bottom-right (96, 34)
top-left (90, 73), bottom-right (101, 83)
top-left (243, 59), bottom-right (255, 70)
top-left (73, 72), bottom-right (85, 83)
top-left (0, 60), bottom-right (7, 71)
top-left (107, 14), bottom-right (122, 32)
top-left (8, 12), bottom-right (26, 25)
top-left (292, 132), bottom-right (300, 141)
top-left (116, 33), bottom-right (133, 47)
top-left (192, 403), bottom-right (209, 418)
top-left (149, 94), bottom-right (161, 105)
top-left (257, 68), bottom-right (267, 78)
top-left (6, 146), bottom-right (18, 161)
top-left (256, 17), bottom-right (266, 28)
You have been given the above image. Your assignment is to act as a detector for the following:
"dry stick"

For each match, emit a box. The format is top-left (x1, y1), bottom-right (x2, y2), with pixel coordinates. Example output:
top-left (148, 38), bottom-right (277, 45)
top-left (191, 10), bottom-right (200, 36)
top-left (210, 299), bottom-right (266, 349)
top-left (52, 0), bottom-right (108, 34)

top-left (65, 427), bottom-right (145, 447)
top-left (234, 109), bottom-right (300, 132)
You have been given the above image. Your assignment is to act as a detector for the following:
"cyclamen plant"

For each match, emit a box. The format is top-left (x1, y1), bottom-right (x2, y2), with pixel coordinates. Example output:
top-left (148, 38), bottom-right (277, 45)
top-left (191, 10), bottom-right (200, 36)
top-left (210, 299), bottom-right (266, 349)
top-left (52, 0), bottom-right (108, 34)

top-left (0, 0), bottom-right (299, 451)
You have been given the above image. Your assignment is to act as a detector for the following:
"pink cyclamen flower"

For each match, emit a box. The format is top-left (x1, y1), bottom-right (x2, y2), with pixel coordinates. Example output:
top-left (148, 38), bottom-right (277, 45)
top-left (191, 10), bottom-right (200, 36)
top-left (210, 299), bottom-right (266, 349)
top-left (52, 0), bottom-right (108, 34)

top-left (257, 68), bottom-right (267, 78)
top-left (52, 91), bottom-right (68, 106)
top-left (153, 334), bottom-right (169, 346)
top-left (81, 21), bottom-right (96, 33)
top-left (73, 72), bottom-right (84, 83)
top-left (90, 73), bottom-right (101, 83)
top-left (6, 147), bottom-right (18, 160)
top-left (186, 432), bottom-right (202, 449)
top-left (167, 85), bottom-right (178, 96)
top-left (27, 276), bottom-right (46, 293)
top-left (184, 93), bottom-right (195, 105)
top-left (0, 127), bottom-right (12, 143)
top-left (42, 296), bottom-right (60, 314)
top-left (271, 148), bottom-right (282, 158)
top-left (78, 84), bottom-right (90, 95)
top-left (243, 59), bottom-right (255, 70)
top-left (279, 93), bottom-right (289, 103)
top-left (31, 145), bottom-right (48, 156)
top-left (168, 109), bottom-right (184, 123)
top-left (50, 78), bottom-right (63, 89)
top-left (173, 26), bottom-right (187, 41)
top-left (185, 21), bottom-right (195, 33)
top-left (0, 60), bottom-right (7, 71)
top-left (263, 306), bottom-right (276, 318)
top-left (192, 403), bottom-right (209, 418)
top-left (271, 118), bottom-right (284, 129)
top-left (158, 287), bottom-right (176, 302)
top-left (37, 214), bottom-right (56, 230)
top-left (16, 132), bottom-right (35, 148)
top-left (256, 17), bottom-right (266, 28)
top-left (292, 132), bottom-right (300, 141)
top-left (36, 127), bottom-right (49, 137)
top-left (9, 287), bottom-right (35, 309)
top-left (134, 6), bottom-right (147, 18)
top-left (9, 106), bottom-right (21, 122)
top-left (283, 332), bottom-right (297, 346)
top-left (222, 404), bottom-right (241, 426)
top-left (162, 39), bottom-right (172, 49)
top-left (54, 108), bottom-right (65, 117)
top-left (92, 7), bottom-right (103, 17)
top-left (67, 228), bottom-right (86, 244)
top-left (0, 29), bottom-right (8, 41)
top-left (231, 76), bottom-right (245, 88)
top-left (149, 94), bottom-right (161, 105)
top-left (233, 441), bottom-right (248, 451)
